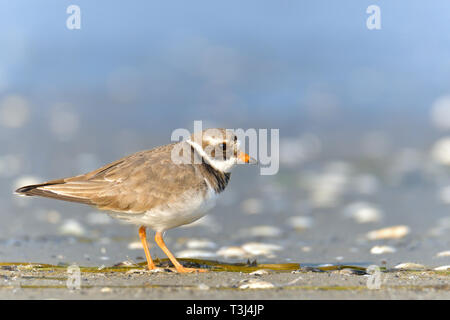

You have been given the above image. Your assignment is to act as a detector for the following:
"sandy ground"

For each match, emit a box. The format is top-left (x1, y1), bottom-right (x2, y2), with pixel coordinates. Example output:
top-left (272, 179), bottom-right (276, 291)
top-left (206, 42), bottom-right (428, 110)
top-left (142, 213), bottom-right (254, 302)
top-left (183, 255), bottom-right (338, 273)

top-left (1, 262), bottom-right (449, 300)
top-left (2, 131), bottom-right (450, 301)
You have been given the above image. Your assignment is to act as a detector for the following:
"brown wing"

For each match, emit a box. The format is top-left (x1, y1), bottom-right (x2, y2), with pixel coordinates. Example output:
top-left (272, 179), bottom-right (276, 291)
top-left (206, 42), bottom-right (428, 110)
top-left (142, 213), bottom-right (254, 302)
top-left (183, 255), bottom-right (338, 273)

top-left (15, 143), bottom-right (207, 213)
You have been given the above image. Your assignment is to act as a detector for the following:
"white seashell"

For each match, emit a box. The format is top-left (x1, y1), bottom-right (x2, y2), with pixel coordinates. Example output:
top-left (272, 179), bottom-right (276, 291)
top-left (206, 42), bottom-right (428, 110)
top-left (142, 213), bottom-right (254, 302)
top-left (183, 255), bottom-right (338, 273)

top-left (436, 250), bottom-right (450, 257)
top-left (175, 249), bottom-right (217, 259)
top-left (431, 137), bottom-right (450, 165)
top-left (434, 265), bottom-right (450, 271)
top-left (287, 216), bottom-right (314, 230)
top-left (344, 202), bottom-right (383, 223)
top-left (239, 279), bottom-right (274, 289)
top-left (126, 269), bottom-right (146, 274)
top-left (216, 246), bottom-right (248, 259)
top-left (370, 245), bottom-right (396, 255)
top-left (241, 242), bottom-right (282, 257)
top-left (249, 269), bottom-right (269, 276)
top-left (59, 219), bottom-right (86, 236)
top-left (149, 268), bottom-right (171, 273)
top-left (394, 262), bottom-right (426, 270)
top-left (197, 283), bottom-right (210, 290)
top-left (243, 226), bottom-right (282, 237)
top-left (185, 239), bottom-right (217, 249)
top-left (241, 198), bottom-right (264, 215)
top-left (367, 225), bottom-right (410, 240)
top-left (127, 241), bottom-right (144, 250)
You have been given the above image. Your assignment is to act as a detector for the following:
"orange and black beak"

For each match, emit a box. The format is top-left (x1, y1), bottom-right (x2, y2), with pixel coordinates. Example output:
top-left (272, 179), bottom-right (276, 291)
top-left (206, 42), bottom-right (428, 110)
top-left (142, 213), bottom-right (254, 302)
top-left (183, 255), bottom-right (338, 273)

top-left (237, 151), bottom-right (258, 164)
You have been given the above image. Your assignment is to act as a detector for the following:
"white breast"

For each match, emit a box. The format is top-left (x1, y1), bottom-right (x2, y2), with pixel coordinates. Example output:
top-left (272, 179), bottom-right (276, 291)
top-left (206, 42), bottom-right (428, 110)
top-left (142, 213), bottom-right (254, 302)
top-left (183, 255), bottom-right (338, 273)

top-left (108, 182), bottom-right (217, 232)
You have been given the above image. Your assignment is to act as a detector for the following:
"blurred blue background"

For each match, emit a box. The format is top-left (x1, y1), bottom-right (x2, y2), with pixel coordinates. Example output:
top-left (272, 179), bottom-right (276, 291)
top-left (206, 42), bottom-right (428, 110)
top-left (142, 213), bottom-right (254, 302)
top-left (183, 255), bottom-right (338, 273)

top-left (1, 1), bottom-right (450, 267)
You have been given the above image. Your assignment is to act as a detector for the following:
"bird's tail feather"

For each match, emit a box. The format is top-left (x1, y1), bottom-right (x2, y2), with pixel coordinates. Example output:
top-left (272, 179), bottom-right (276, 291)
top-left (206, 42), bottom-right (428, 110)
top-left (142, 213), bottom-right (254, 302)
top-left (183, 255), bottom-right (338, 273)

top-left (15, 180), bottom-right (94, 205)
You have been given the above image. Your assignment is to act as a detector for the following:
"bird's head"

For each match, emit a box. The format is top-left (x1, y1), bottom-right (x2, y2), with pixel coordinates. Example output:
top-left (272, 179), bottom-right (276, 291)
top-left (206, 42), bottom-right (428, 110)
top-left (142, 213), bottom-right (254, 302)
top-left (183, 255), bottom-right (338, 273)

top-left (186, 128), bottom-right (257, 172)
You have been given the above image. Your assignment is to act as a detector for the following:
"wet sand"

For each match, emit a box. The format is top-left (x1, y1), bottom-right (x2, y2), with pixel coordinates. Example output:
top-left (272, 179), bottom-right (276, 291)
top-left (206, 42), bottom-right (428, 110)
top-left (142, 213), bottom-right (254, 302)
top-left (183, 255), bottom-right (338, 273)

top-left (2, 130), bottom-right (450, 301)
top-left (1, 262), bottom-right (449, 300)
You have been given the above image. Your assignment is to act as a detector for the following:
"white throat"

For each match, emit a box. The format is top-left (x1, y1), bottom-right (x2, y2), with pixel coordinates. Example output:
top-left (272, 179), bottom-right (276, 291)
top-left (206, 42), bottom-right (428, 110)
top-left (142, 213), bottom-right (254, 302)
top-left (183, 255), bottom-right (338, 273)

top-left (186, 139), bottom-right (237, 173)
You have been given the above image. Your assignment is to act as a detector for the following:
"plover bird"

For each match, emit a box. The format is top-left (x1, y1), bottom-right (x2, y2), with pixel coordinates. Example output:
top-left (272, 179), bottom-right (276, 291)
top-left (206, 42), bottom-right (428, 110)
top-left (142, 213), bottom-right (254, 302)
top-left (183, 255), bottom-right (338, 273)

top-left (16, 128), bottom-right (256, 273)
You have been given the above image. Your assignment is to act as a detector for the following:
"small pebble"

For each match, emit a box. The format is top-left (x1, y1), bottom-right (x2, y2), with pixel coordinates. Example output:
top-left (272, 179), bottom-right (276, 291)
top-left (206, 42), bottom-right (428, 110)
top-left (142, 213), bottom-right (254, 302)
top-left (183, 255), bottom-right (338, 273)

top-left (243, 225), bottom-right (282, 237)
top-left (339, 268), bottom-right (362, 276)
top-left (197, 283), bottom-right (210, 290)
top-left (344, 202), bottom-right (383, 223)
top-left (287, 216), bottom-right (314, 230)
top-left (434, 265), bottom-right (450, 271)
top-left (301, 266), bottom-right (325, 272)
top-left (370, 245), bottom-right (397, 255)
top-left (241, 242), bottom-right (282, 257)
top-left (128, 241), bottom-right (144, 250)
top-left (216, 246), bottom-right (248, 259)
top-left (238, 279), bottom-right (274, 289)
top-left (185, 239), bottom-right (217, 249)
top-left (149, 268), bottom-right (172, 273)
top-left (100, 287), bottom-right (112, 293)
top-left (436, 250), bottom-right (450, 258)
top-left (249, 269), bottom-right (269, 276)
top-left (367, 225), bottom-right (410, 240)
top-left (59, 219), bottom-right (86, 236)
top-left (114, 260), bottom-right (136, 267)
top-left (126, 269), bottom-right (147, 274)
top-left (394, 262), bottom-right (426, 270)
top-left (175, 249), bottom-right (217, 259)
top-left (431, 137), bottom-right (450, 165)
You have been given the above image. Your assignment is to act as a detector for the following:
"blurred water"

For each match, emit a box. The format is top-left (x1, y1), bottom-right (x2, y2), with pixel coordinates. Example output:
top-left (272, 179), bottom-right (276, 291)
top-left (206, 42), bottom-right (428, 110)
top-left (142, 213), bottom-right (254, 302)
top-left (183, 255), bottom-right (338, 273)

top-left (1, 1), bottom-right (450, 268)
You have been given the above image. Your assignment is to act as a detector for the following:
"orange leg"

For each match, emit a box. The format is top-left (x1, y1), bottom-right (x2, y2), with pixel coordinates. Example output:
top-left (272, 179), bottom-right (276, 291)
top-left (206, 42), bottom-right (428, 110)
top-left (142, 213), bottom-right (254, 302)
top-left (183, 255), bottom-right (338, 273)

top-left (154, 231), bottom-right (208, 273)
top-left (138, 226), bottom-right (156, 270)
